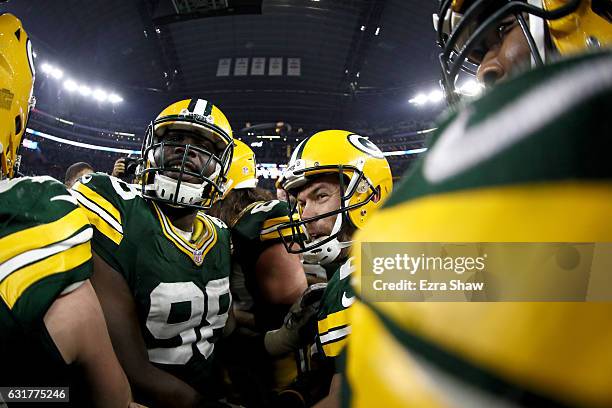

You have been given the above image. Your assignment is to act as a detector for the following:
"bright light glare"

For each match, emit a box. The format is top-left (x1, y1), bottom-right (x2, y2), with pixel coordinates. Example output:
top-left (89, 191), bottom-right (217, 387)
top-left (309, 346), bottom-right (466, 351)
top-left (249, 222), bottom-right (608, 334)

top-left (409, 93), bottom-right (428, 105)
top-left (50, 68), bottom-right (63, 79)
top-left (93, 89), bottom-right (108, 102)
top-left (428, 90), bottom-right (444, 103)
top-left (63, 79), bottom-right (78, 92)
top-left (458, 79), bottom-right (483, 96)
top-left (41, 63), bottom-right (53, 73)
top-left (78, 85), bottom-right (92, 96)
top-left (39, 62), bottom-right (125, 104)
top-left (108, 93), bottom-right (123, 104)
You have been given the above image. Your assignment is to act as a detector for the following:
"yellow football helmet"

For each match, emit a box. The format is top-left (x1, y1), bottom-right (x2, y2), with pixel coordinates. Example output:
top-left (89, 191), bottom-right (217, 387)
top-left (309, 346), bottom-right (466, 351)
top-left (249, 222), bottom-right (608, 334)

top-left (140, 98), bottom-right (234, 209)
top-left (0, 13), bottom-right (35, 179)
top-left (278, 130), bottom-right (393, 264)
top-left (434, 0), bottom-right (611, 103)
top-left (222, 139), bottom-right (258, 198)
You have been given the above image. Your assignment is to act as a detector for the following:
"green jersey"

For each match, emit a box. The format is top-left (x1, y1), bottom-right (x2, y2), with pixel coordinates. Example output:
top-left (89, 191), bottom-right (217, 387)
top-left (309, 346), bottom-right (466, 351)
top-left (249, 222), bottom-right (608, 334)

top-left (343, 51), bottom-right (612, 408)
top-left (72, 173), bottom-right (232, 395)
top-left (221, 199), bottom-right (303, 405)
top-left (0, 176), bottom-right (92, 388)
top-left (280, 258), bottom-right (355, 405)
top-left (230, 199), bottom-right (296, 331)
top-left (315, 257), bottom-right (355, 359)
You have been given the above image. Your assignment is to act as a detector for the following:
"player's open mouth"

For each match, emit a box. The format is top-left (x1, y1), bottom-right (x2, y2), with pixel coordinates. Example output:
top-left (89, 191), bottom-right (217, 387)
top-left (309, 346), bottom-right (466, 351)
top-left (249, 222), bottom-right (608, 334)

top-left (168, 160), bottom-right (198, 174)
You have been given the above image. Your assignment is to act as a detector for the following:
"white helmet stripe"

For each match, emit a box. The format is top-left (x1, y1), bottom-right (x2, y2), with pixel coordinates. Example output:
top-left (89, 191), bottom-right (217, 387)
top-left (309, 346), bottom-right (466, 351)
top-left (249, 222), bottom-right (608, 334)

top-left (193, 99), bottom-right (208, 116)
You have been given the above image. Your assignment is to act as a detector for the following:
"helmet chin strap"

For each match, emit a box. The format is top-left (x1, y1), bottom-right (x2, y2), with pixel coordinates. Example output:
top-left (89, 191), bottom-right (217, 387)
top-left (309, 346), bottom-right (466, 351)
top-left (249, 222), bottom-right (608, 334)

top-left (149, 173), bottom-right (205, 205)
top-left (302, 213), bottom-right (353, 265)
top-left (145, 149), bottom-right (222, 206)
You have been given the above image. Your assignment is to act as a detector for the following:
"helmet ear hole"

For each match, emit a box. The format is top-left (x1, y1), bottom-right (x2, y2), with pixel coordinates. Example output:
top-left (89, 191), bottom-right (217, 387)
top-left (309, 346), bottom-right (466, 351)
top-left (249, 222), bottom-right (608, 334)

top-left (372, 186), bottom-right (381, 203)
top-left (15, 115), bottom-right (22, 136)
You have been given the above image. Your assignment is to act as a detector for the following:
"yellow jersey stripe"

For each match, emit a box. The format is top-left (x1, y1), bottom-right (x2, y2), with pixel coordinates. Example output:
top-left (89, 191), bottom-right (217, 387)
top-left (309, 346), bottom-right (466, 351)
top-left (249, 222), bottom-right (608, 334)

top-left (73, 183), bottom-right (122, 225)
top-left (1, 228), bottom-right (92, 281)
top-left (80, 206), bottom-right (123, 245)
top-left (152, 203), bottom-right (218, 264)
top-left (318, 308), bottom-right (350, 337)
top-left (261, 227), bottom-right (291, 241)
top-left (0, 208), bottom-right (89, 265)
top-left (0, 241), bottom-right (91, 309)
top-left (322, 337), bottom-right (348, 358)
top-left (153, 203), bottom-right (213, 250)
top-left (351, 181), bottom-right (612, 405)
top-left (262, 216), bottom-right (293, 230)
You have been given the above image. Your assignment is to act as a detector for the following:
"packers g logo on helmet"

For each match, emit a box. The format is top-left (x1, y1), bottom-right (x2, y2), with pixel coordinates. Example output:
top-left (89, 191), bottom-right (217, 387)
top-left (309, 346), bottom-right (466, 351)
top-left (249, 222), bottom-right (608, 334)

top-left (277, 129), bottom-right (393, 264)
top-left (138, 98), bottom-right (234, 209)
top-left (0, 14), bottom-right (36, 179)
top-left (347, 134), bottom-right (385, 159)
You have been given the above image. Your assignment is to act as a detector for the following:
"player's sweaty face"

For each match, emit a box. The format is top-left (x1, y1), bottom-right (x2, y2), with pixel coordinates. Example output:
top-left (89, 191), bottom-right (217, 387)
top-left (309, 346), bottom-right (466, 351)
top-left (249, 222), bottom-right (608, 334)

top-left (475, 18), bottom-right (531, 88)
top-left (296, 174), bottom-right (342, 240)
top-left (156, 129), bottom-right (220, 184)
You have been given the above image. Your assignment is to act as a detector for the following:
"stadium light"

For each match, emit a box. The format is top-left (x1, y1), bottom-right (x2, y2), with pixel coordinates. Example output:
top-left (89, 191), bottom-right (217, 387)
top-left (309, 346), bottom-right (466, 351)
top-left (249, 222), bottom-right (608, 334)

top-left (428, 90), bottom-right (444, 103)
top-left (93, 89), bottom-right (108, 102)
top-left (409, 93), bottom-right (428, 106)
top-left (458, 79), bottom-right (483, 96)
top-left (51, 67), bottom-right (63, 79)
top-left (63, 79), bottom-right (78, 92)
top-left (78, 85), bottom-right (92, 96)
top-left (41, 62), bottom-right (53, 74)
top-left (37, 60), bottom-right (124, 104)
top-left (108, 94), bottom-right (123, 104)
top-left (410, 77), bottom-right (484, 107)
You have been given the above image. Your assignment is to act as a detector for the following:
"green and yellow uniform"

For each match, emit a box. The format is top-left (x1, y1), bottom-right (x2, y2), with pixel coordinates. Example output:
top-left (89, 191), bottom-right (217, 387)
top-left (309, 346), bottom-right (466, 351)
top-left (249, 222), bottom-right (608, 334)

top-left (72, 173), bottom-right (232, 396)
top-left (278, 258), bottom-right (355, 405)
top-left (222, 199), bottom-right (303, 405)
top-left (345, 51), bottom-right (612, 408)
top-left (230, 199), bottom-right (297, 331)
top-left (0, 176), bottom-right (92, 390)
top-left (315, 257), bottom-right (355, 359)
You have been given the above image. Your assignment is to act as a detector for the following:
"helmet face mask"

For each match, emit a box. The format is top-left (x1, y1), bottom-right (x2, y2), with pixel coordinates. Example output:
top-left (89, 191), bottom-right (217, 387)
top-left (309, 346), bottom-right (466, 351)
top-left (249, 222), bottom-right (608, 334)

top-left (138, 99), bottom-right (234, 209)
top-left (276, 130), bottom-right (392, 265)
top-left (279, 166), bottom-right (379, 263)
top-left (435, 0), bottom-right (585, 104)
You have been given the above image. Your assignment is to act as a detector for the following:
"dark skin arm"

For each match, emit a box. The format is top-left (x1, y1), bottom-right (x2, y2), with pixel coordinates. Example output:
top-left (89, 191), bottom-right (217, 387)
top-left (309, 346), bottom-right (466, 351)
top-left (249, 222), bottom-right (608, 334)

top-left (91, 252), bottom-right (204, 408)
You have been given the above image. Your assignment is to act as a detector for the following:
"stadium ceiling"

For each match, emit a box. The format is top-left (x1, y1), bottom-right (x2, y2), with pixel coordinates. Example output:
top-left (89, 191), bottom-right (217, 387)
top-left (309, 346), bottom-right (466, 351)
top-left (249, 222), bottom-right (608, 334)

top-left (4, 0), bottom-right (439, 130)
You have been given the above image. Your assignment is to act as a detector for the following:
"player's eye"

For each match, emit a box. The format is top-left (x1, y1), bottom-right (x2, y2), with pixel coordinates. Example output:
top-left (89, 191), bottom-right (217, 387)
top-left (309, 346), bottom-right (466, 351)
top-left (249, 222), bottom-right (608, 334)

top-left (163, 135), bottom-right (183, 143)
top-left (497, 20), bottom-right (517, 41)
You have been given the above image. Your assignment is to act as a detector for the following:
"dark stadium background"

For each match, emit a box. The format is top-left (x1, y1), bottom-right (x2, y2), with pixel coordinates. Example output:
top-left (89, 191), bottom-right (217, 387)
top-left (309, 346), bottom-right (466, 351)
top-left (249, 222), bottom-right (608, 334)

top-left (3, 0), bottom-right (445, 190)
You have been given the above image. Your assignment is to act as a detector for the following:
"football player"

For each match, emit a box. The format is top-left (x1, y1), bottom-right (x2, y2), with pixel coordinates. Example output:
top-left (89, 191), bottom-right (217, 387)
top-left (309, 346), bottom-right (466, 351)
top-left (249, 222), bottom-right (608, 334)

top-left (275, 130), bottom-right (393, 406)
top-left (210, 139), bottom-right (307, 330)
top-left (0, 13), bottom-right (134, 407)
top-left (345, 1), bottom-right (612, 407)
top-left (208, 139), bottom-right (308, 406)
top-left (72, 99), bottom-right (235, 407)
